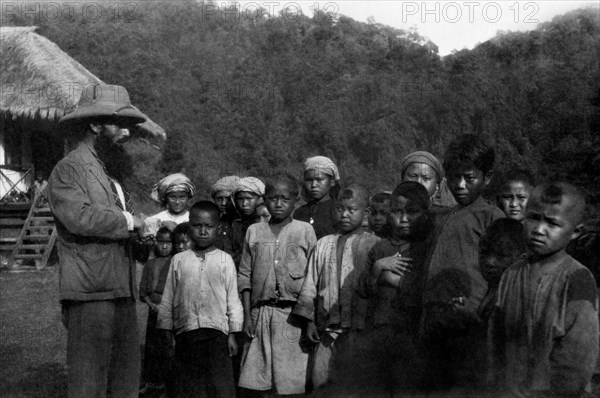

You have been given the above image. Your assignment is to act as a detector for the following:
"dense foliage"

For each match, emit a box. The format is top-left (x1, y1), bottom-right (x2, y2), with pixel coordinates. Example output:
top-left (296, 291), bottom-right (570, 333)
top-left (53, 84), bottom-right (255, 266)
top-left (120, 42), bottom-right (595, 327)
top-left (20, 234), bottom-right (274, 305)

top-left (4, 1), bottom-right (599, 215)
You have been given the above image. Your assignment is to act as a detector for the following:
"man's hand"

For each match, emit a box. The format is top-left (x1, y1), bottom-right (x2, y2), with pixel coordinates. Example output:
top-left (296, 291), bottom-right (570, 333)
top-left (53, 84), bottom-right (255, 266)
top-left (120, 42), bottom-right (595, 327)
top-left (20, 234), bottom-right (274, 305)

top-left (307, 321), bottom-right (320, 344)
top-left (374, 254), bottom-right (413, 276)
top-left (228, 333), bottom-right (238, 357)
top-left (162, 330), bottom-right (174, 343)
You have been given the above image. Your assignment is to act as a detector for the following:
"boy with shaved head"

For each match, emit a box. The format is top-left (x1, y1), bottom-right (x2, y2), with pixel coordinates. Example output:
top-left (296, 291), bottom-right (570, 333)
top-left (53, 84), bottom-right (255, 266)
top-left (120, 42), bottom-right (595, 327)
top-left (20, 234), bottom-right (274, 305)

top-left (293, 183), bottom-right (380, 391)
top-left (493, 182), bottom-right (599, 397)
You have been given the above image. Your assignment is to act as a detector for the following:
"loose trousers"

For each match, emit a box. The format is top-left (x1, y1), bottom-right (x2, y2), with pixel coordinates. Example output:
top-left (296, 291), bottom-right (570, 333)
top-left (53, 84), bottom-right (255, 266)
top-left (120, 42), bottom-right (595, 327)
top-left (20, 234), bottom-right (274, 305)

top-left (64, 298), bottom-right (140, 398)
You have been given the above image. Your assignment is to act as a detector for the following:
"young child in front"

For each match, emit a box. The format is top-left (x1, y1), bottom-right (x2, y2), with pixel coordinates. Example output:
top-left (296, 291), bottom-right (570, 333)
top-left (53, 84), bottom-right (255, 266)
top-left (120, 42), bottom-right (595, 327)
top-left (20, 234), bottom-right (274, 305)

top-left (157, 201), bottom-right (243, 398)
top-left (237, 173), bottom-right (317, 395)
top-left (294, 156), bottom-right (340, 239)
top-left (420, 134), bottom-right (505, 391)
top-left (139, 226), bottom-right (174, 394)
top-left (293, 183), bottom-right (380, 392)
top-left (367, 191), bottom-right (391, 238)
top-left (493, 182), bottom-right (599, 397)
top-left (231, 176), bottom-right (265, 268)
top-left (496, 169), bottom-right (535, 221)
top-left (360, 181), bottom-right (433, 394)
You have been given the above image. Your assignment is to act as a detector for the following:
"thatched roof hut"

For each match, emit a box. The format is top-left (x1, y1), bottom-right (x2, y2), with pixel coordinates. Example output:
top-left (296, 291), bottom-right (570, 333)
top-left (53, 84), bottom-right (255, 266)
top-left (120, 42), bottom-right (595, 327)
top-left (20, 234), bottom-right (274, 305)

top-left (0, 26), bottom-right (165, 138)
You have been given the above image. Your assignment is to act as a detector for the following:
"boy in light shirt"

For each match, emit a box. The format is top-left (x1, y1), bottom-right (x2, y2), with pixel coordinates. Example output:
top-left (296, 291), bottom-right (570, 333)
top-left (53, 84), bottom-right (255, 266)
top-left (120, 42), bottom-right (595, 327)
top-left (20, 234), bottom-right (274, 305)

top-left (157, 201), bottom-right (243, 397)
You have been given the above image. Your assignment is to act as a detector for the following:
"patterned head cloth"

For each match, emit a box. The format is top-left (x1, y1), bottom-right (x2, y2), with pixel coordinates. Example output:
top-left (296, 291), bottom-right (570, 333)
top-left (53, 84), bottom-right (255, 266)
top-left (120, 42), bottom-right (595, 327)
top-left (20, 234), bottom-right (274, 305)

top-left (233, 177), bottom-right (265, 197)
top-left (400, 151), bottom-right (457, 208)
top-left (211, 176), bottom-right (240, 198)
top-left (150, 173), bottom-right (196, 203)
top-left (303, 156), bottom-right (340, 181)
top-left (400, 151), bottom-right (444, 180)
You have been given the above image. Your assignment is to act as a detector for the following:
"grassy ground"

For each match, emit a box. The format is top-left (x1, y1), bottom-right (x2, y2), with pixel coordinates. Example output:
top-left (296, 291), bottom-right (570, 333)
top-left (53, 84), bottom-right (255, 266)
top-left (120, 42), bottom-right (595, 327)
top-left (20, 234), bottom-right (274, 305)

top-left (0, 267), bottom-right (148, 398)
top-left (1, 269), bottom-right (598, 398)
top-left (0, 270), bottom-right (67, 397)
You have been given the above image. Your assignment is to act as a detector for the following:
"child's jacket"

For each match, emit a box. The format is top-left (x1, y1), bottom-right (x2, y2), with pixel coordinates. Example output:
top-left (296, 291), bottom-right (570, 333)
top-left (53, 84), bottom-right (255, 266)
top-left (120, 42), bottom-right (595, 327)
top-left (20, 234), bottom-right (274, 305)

top-left (423, 197), bottom-right (504, 317)
top-left (494, 255), bottom-right (599, 396)
top-left (139, 256), bottom-right (172, 305)
top-left (293, 231), bottom-right (380, 331)
top-left (237, 220), bottom-right (316, 307)
top-left (157, 249), bottom-right (243, 335)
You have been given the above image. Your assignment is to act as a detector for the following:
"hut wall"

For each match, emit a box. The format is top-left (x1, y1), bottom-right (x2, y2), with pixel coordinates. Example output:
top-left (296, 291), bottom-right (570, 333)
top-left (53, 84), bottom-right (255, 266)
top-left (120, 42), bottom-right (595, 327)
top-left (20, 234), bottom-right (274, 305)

top-left (0, 117), bottom-right (33, 198)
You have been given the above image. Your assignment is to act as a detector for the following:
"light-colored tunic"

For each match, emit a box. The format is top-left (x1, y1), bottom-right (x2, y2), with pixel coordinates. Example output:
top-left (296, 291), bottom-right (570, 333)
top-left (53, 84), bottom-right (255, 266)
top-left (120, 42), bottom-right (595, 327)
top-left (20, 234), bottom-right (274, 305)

top-left (293, 231), bottom-right (380, 330)
top-left (157, 249), bottom-right (243, 336)
top-left (237, 220), bottom-right (316, 394)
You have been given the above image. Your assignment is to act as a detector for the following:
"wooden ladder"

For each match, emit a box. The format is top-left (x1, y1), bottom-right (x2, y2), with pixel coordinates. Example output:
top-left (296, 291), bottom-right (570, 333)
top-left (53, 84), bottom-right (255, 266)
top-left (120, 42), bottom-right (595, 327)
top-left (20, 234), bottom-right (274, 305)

top-left (8, 193), bottom-right (57, 270)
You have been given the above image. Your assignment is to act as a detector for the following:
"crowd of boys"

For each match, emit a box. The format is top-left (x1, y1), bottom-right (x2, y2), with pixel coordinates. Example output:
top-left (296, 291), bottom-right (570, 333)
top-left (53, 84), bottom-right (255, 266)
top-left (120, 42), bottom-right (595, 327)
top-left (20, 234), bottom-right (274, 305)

top-left (47, 84), bottom-right (598, 398)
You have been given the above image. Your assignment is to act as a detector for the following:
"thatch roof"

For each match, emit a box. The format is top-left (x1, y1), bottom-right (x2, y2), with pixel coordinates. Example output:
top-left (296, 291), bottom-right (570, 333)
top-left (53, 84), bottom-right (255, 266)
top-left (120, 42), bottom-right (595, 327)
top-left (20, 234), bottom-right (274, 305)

top-left (0, 26), bottom-right (165, 138)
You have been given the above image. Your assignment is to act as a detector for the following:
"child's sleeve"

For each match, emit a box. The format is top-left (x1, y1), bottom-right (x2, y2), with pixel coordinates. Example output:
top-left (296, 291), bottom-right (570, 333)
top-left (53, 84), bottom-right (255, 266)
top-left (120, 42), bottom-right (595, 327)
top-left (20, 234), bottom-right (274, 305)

top-left (237, 229), bottom-right (253, 294)
top-left (358, 246), bottom-right (378, 298)
top-left (306, 226), bottom-right (317, 254)
top-left (156, 258), bottom-right (176, 331)
top-left (292, 245), bottom-right (319, 322)
top-left (224, 256), bottom-right (244, 333)
top-left (550, 268), bottom-right (599, 395)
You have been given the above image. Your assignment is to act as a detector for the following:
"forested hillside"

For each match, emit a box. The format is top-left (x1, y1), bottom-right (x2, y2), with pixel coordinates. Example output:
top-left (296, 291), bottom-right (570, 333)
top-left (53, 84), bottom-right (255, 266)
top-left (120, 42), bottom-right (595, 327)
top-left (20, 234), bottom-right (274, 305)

top-left (3, 1), bottom-right (599, 214)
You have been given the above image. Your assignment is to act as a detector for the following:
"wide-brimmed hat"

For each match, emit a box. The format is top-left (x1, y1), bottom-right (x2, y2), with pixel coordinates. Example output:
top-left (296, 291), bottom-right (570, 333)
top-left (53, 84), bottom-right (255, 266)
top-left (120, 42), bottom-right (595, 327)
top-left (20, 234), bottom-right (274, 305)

top-left (59, 84), bottom-right (147, 126)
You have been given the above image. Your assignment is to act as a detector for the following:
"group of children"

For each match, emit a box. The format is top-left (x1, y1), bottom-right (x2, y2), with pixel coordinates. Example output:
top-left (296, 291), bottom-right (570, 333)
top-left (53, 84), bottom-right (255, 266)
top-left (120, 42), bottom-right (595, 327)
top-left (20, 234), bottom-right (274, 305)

top-left (137, 133), bottom-right (599, 398)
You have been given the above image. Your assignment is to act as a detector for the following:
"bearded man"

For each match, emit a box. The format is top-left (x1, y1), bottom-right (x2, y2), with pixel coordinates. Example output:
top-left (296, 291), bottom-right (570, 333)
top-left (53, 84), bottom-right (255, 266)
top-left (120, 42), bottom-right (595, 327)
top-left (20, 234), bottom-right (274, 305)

top-left (46, 84), bottom-right (146, 397)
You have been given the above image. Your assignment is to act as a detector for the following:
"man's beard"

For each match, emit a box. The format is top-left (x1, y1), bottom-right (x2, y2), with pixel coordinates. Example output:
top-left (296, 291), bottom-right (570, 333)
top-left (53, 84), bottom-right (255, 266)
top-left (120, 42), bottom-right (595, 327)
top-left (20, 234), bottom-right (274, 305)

top-left (95, 133), bottom-right (133, 183)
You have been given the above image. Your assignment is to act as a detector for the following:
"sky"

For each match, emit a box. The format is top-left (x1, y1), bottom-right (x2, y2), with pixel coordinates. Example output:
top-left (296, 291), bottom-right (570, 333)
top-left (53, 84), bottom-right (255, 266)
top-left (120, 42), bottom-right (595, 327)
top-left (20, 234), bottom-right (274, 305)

top-left (235, 1), bottom-right (599, 55)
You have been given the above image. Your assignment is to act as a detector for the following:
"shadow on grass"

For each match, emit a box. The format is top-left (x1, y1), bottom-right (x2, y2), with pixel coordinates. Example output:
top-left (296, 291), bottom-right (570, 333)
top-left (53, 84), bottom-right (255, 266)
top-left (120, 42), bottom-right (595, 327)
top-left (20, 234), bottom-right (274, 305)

top-left (4, 362), bottom-right (67, 398)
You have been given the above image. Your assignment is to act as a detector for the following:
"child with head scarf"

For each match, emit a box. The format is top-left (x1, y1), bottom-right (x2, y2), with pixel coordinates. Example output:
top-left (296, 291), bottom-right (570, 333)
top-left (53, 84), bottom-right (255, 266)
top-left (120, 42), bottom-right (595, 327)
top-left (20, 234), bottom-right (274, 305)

top-left (149, 173), bottom-right (196, 225)
top-left (211, 176), bottom-right (240, 255)
top-left (211, 176), bottom-right (240, 226)
top-left (400, 151), bottom-right (457, 210)
top-left (231, 177), bottom-right (265, 268)
top-left (293, 156), bottom-right (341, 239)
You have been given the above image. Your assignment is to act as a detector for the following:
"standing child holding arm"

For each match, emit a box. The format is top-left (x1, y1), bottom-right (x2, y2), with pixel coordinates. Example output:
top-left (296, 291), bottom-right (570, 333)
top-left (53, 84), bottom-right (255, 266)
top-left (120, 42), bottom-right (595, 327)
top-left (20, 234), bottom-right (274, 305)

top-left (237, 173), bottom-right (317, 395)
top-left (157, 202), bottom-right (243, 397)
top-left (360, 181), bottom-right (434, 394)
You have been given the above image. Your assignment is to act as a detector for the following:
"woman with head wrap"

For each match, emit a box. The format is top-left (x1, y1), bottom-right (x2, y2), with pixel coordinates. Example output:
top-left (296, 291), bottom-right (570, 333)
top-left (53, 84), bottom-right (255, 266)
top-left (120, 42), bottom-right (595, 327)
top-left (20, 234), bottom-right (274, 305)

top-left (293, 156), bottom-right (340, 239)
top-left (231, 177), bottom-right (266, 268)
top-left (400, 151), bottom-right (457, 210)
top-left (148, 173), bottom-right (196, 225)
